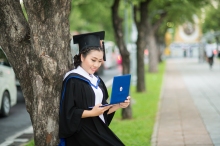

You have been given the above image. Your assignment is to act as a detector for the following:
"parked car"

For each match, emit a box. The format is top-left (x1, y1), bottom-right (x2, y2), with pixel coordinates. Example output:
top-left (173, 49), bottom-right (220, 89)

top-left (0, 48), bottom-right (17, 117)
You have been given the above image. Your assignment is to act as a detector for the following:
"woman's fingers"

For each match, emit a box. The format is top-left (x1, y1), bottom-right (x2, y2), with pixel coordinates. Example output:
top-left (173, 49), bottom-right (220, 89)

top-left (127, 96), bottom-right (131, 100)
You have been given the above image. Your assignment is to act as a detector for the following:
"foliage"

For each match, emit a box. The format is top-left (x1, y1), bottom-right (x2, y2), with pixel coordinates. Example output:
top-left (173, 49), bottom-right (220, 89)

top-left (69, 0), bottom-right (115, 41)
top-left (150, 0), bottom-right (210, 36)
top-left (110, 62), bottom-right (166, 146)
top-left (202, 1), bottom-right (220, 33)
top-left (69, 0), bottom-right (135, 43)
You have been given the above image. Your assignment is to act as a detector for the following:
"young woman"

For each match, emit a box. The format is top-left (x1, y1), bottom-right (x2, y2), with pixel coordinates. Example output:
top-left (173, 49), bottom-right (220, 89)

top-left (59, 31), bottom-right (130, 146)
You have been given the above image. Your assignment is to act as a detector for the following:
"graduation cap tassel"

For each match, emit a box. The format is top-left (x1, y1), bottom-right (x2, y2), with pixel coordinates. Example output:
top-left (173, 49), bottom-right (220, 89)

top-left (102, 41), bottom-right (106, 61)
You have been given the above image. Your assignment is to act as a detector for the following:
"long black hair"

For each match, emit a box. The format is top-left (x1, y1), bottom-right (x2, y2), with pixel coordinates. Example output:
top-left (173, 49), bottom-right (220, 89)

top-left (73, 47), bottom-right (103, 68)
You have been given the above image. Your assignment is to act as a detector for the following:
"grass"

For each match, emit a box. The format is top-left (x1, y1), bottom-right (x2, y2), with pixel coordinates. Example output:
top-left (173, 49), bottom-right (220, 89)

top-left (25, 139), bottom-right (34, 146)
top-left (25, 62), bottom-right (166, 146)
top-left (109, 62), bottom-right (165, 146)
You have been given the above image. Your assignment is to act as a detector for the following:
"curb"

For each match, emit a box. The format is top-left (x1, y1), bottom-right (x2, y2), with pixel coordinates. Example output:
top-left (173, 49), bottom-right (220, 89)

top-left (0, 126), bottom-right (33, 146)
top-left (150, 65), bottom-right (166, 146)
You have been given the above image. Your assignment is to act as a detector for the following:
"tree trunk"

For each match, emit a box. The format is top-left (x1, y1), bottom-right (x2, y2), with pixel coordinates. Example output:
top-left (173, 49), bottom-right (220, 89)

top-left (136, 29), bottom-right (146, 92)
top-left (134, 1), bottom-right (152, 92)
top-left (155, 33), bottom-right (165, 63)
top-left (147, 27), bottom-right (158, 73)
top-left (0, 0), bottom-right (72, 145)
top-left (157, 44), bottom-right (163, 63)
top-left (111, 0), bottom-right (132, 119)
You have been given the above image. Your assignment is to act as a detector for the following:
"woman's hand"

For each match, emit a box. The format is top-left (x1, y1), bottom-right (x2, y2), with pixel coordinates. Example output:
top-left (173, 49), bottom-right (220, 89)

top-left (90, 104), bottom-right (112, 117)
top-left (119, 96), bottom-right (131, 108)
top-left (82, 104), bottom-right (112, 118)
top-left (107, 96), bottom-right (131, 114)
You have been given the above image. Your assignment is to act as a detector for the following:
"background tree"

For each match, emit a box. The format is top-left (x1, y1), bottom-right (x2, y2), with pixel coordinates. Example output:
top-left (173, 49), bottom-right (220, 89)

top-left (133, 0), bottom-right (209, 92)
top-left (202, 4), bottom-right (220, 33)
top-left (202, 1), bottom-right (220, 44)
top-left (0, 0), bottom-right (72, 145)
top-left (111, 0), bottom-right (132, 119)
top-left (69, 0), bottom-right (115, 41)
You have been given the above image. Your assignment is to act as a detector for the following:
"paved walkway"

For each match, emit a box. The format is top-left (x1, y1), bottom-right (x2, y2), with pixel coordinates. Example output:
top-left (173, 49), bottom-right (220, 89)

top-left (152, 57), bottom-right (220, 146)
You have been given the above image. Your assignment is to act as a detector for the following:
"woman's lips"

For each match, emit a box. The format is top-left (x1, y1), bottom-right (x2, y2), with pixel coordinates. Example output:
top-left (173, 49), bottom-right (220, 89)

top-left (91, 68), bottom-right (97, 72)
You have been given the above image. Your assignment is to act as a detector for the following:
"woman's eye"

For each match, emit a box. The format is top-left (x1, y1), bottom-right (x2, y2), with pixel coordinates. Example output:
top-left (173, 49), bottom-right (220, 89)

top-left (92, 60), bottom-right (96, 62)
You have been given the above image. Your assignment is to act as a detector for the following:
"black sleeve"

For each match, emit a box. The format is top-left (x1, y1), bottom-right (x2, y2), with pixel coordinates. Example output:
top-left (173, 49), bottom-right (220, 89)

top-left (59, 79), bottom-right (84, 138)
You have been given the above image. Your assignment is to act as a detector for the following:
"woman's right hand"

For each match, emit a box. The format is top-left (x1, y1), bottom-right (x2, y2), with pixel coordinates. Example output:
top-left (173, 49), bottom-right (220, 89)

top-left (91, 104), bottom-right (112, 117)
top-left (82, 104), bottom-right (112, 118)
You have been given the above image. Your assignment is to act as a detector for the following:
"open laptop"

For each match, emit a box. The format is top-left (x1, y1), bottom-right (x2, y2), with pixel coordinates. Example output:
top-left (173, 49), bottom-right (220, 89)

top-left (89, 74), bottom-right (131, 108)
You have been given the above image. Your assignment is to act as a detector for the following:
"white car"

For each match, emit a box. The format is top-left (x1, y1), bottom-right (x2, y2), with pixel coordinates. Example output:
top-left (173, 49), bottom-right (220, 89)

top-left (0, 49), bottom-right (17, 117)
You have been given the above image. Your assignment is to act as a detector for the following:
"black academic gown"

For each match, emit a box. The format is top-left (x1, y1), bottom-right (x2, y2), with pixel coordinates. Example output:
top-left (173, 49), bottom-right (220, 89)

top-left (59, 73), bottom-right (125, 146)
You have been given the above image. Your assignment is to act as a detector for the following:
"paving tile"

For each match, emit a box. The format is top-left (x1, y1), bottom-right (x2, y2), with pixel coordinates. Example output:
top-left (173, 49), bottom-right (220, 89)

top-left (184, 134), bottom-right (213, 145)
top-left (151, 58), bottom-right (220, 146)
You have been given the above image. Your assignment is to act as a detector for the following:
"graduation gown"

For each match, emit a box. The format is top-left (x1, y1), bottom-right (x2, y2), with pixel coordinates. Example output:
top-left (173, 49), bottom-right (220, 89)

top-left (59, 73), bottom-right (125, 146)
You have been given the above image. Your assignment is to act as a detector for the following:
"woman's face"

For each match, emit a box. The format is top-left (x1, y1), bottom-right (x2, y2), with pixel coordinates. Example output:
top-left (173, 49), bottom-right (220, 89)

top-left (81, 50), bottom-right (103, 74)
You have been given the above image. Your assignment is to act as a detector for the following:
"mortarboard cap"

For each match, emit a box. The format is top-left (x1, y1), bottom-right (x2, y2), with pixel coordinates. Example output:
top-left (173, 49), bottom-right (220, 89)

top-left (73, 31), bottom-right (106, 61)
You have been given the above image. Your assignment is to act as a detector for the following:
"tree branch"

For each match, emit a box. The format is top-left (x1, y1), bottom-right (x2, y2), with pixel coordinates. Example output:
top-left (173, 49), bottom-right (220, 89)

top-left (0, 1), bottom-right (30, 44)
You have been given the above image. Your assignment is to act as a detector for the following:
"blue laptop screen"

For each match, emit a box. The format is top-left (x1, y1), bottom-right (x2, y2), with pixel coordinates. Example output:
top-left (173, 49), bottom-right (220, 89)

top-left (110, 74), bottom-right (131, 104)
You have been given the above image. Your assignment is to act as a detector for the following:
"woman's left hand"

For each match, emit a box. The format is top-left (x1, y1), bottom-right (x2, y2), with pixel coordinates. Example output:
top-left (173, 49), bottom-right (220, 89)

top-left (107, 96), bottom-right (131, 114)
top-left (119, 96), bottom-right (131, 108)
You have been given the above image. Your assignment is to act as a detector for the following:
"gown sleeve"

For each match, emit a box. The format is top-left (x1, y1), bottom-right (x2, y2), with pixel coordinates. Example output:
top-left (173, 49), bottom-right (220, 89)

top-left (59, 78), bottom-right (84, 138)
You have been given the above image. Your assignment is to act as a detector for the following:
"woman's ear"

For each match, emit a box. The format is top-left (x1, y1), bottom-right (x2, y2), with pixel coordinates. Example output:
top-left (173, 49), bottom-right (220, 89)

top-left (80, 54), bottom-right (84, 62)
top-left (100, 40), bottom-right (103, 47)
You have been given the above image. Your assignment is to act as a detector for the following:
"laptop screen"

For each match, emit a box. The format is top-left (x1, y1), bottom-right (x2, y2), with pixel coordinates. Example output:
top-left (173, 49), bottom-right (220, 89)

top-left (110, 74), bottom-right (131, 104)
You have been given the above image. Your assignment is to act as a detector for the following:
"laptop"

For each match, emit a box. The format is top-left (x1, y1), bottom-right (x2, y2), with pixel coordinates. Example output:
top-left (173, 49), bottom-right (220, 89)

top-left (89, 74), bottom-right (131, 108)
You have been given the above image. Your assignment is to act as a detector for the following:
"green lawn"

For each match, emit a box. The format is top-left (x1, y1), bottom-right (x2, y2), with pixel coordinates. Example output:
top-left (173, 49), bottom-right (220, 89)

top-left (109, 62), bottom-right (165, 146)
top-left (25, 140), bottom-right (35, 146)
top-left (25, 62), bottom-right (165, 146)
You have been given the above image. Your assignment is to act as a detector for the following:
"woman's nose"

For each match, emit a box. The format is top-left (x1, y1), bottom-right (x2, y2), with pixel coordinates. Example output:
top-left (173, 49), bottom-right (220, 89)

top-left (93, 62), bottom-right (99, 67)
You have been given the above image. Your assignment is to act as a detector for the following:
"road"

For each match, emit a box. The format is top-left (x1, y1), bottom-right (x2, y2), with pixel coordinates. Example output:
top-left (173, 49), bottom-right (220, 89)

top-left (0, 65), bottom-right (121, 144)
top-left (0, 89), bottom-right (31, 144)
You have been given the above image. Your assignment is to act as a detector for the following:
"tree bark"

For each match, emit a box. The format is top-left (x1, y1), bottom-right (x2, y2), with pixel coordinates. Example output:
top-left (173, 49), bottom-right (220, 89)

top-left (155, 33), bottom-right (165, 63)
top-left (147, 27), bottom-right (158, 73)
top-left (0, 0), bottom-right (72, 145)
top-left (147, 11), bottom-right (166, 73)
top-left (111, 0), bottom-right (132, 119)
top-left (136, 28), bottom-right (147, 92)
top-left (134, 1), bottom-right (152, 92)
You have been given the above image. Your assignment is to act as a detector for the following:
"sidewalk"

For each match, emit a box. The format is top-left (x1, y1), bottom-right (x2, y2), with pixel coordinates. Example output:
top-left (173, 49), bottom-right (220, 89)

top-left (152, 57), bottom-right (220, 146)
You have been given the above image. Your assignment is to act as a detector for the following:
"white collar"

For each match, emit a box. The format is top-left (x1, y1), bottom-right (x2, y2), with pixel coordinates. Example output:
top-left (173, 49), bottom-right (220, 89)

top-left (63, 66), bottom-right (98, 86)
